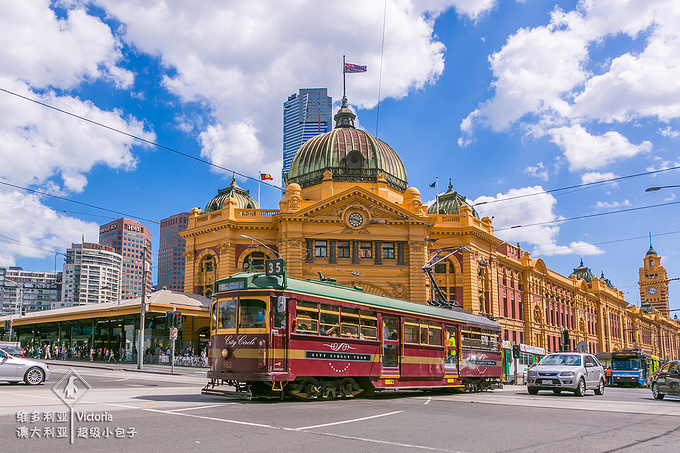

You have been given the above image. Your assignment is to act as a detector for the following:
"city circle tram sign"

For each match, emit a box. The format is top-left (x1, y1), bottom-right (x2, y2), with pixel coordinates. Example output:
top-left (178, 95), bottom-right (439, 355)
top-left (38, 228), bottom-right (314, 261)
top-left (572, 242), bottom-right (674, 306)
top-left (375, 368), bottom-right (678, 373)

top-left (52, 368), bottom-right (91, 408)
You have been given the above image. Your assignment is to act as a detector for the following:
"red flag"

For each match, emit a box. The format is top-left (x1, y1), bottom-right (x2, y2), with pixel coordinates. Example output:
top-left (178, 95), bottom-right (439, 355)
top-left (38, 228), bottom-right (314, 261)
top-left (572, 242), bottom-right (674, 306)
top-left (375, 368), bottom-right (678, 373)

top-left (344, 63), bottom-right (367, 73)
top-left (260, 173), bottom-right (273, 181)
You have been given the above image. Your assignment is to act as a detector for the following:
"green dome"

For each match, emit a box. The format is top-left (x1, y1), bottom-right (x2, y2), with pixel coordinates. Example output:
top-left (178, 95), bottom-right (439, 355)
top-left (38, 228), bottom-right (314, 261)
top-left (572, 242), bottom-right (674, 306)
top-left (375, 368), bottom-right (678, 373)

top-left (286, 97), bottom-right (408, 192)
top-left (426, 179), bottom-right (479, 219)
top-left (205, 175), bottom-right (259, 213)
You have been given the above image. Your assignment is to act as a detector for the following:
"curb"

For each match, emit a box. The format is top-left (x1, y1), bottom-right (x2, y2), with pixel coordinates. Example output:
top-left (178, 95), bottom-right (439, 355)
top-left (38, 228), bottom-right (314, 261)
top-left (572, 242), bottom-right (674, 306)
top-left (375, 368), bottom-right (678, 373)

top-left (43, 359), bottom-right (208, 376)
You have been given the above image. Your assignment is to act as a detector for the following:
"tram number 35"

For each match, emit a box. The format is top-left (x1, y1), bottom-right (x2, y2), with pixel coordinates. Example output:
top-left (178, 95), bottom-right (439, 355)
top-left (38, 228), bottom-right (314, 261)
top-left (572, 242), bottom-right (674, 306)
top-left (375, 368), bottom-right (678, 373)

top-left (265, 259), bottom-right (285, 276)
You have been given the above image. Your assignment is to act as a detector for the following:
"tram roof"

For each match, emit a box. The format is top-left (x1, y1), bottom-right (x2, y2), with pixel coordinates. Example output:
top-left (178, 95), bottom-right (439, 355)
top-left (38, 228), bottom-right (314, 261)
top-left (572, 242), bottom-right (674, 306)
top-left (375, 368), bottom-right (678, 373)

top-left (217, 272), bottom-right (501, 330)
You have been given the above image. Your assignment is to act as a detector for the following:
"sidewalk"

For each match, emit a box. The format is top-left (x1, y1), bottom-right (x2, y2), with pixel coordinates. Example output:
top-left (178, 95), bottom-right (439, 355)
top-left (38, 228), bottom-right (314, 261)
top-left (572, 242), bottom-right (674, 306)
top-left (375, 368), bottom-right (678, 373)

top-left (42, 358), bottom-right (208, 376)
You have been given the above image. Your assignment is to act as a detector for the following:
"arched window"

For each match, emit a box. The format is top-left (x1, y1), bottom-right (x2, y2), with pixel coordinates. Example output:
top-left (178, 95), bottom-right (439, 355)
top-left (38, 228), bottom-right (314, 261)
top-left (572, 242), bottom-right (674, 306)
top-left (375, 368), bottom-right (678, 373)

top-left (242, 251), bottom-right (266, 271)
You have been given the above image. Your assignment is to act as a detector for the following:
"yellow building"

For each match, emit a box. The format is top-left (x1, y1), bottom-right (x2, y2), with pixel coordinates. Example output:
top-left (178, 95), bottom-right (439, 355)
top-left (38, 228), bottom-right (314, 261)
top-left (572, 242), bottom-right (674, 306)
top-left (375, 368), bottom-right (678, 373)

top-left (180, 96), bottom-right (680, 360)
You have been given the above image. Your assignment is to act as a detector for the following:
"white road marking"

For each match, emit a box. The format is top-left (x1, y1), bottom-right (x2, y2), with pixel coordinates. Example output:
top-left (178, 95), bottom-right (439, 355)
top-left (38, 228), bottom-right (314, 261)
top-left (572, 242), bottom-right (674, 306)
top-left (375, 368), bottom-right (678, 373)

top-left (167, 404), bottom-right (238, 412)
top-left (296, 410), bottom-right (403, 430)
top-left (424, 397), bottom-right (432, 405)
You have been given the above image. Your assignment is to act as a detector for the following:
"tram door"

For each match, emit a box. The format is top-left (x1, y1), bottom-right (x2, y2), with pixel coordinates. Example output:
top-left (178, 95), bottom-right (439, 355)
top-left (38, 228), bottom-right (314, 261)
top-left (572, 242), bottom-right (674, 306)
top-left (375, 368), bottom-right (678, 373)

top-left (444, 325), bottom-right (458, 374)
top-left (382, 317), bottom-right (400, 373)
top-left (271, 296), bottom-right (287, 372)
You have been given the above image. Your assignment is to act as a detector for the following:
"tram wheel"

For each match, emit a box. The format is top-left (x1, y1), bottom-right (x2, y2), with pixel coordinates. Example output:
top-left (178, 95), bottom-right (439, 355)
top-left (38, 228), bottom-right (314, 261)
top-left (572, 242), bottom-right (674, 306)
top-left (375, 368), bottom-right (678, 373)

top-left (339, 378), bottom-right (359, 398)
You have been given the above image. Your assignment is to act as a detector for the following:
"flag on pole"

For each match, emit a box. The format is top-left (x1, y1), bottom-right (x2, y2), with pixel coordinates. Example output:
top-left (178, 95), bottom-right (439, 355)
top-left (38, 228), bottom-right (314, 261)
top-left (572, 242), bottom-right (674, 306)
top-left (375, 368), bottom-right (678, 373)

top-left (344, 63), bottom-right (367, 73)
top-left (429, 181), bottom-right (436, 188)
top-left (260, 173), bottom-right (273, 181)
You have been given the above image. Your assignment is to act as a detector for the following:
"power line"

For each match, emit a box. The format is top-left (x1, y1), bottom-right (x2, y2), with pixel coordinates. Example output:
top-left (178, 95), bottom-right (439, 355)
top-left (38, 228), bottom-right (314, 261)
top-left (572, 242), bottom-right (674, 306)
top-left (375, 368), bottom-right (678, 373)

top-left (496, 198), bottom-right (680, 232)
top-left (0, 180), bottom-right (158, 224)
top-left (0, 86), bottom-right (284, 191)
top-left (473, 165), bottom-right (680, 207)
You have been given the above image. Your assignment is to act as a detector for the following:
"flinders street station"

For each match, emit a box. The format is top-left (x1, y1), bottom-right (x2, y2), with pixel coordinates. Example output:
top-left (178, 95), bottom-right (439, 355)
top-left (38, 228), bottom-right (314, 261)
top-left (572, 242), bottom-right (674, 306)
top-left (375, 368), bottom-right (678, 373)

top-left (181, 96), bottom-right (680, 361)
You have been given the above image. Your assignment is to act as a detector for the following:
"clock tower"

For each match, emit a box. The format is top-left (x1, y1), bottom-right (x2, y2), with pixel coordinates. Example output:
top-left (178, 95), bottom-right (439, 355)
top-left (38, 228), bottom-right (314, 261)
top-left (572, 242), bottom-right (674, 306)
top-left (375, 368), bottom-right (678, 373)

top-left (638, 238), bottom-right (669, 316)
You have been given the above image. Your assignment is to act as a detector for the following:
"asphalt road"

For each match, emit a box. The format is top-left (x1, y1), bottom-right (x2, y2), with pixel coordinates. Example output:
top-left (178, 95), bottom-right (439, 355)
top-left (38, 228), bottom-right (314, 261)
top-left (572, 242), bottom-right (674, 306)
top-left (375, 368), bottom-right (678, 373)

top-left (2, 364), bottom-right (680, 452)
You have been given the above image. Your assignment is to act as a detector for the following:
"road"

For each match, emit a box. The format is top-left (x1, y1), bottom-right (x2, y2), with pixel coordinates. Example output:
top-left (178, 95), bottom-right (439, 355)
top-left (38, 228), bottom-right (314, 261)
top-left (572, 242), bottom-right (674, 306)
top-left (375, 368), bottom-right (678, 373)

top-left (2, 363), bottom-right (680, 452)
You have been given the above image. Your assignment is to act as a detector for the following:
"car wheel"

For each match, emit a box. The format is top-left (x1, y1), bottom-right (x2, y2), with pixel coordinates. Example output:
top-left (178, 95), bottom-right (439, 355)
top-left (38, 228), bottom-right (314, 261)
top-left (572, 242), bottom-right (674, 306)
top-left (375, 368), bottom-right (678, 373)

top-left (528, 387), bottom-right (539, 395)
top-left (574, 378), bottom-right (586, 397)
top-left (24, 367), bottom-right (45, 386)
top-left (652, 383), bottom-right (665, 400)
top-left (552, 390), bottom-right (562, 395)
top-left (595, 379), bottom-right (605, 395)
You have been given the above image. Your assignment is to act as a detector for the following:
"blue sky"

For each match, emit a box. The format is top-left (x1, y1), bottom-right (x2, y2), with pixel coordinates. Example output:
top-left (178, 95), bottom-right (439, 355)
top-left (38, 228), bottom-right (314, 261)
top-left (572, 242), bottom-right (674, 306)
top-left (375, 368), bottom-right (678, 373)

top-left (1, 0), bottom-right (680, 310)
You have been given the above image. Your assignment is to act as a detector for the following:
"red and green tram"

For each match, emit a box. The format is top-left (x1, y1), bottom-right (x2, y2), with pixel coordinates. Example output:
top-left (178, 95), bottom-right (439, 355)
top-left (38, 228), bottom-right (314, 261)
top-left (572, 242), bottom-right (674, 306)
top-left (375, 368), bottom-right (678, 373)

top-left (202, 267), bottom-right (502, 400)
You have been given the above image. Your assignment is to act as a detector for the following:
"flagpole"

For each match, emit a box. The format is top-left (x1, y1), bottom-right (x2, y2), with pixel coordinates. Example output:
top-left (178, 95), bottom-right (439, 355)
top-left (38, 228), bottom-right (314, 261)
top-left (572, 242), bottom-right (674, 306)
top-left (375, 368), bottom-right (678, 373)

top-left (258, 172), bottom-right (261, 207)
top-left (343, 55), bottom-right (346, 99)
top-left (436, 177), bottom-right (439, 214)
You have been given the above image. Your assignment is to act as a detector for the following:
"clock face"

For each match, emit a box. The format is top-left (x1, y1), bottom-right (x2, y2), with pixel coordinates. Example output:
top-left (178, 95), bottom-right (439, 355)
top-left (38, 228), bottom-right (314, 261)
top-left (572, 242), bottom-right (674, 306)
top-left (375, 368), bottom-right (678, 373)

top-left (348, 212), bottom-right (364, 227)
top-left (647, 286), bottom-right (658, 296)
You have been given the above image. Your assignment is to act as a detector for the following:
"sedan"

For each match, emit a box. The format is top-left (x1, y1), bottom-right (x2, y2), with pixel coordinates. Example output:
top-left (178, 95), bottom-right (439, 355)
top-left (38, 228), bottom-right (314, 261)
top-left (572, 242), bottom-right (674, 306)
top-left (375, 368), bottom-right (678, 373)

top-left (0, 347), bottom-right (50, 385)
top-left (651, 360), bottom-right (680, 400)
top-left (527, 352), bottom-right (606, 396)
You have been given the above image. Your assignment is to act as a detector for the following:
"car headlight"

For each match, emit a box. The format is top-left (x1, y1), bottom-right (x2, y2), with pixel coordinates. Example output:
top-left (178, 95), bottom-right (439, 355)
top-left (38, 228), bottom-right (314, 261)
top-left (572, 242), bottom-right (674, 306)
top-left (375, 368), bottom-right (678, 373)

top-left (559, 371), bottom-right (575, 377)
top-left (528, 370), bottom-right (537, 377)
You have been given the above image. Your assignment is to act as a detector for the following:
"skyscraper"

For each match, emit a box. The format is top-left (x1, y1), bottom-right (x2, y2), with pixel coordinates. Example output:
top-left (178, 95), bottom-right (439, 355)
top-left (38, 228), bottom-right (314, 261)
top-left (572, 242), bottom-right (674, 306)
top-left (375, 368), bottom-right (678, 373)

top-left (61, 242), bottom-right (122, 307)
top-left (157, 212), bottom-right (189, 291)
top-left (283, 88), bottom-right (332, 181)
top-left (98, 218), bottom-right (152, 300)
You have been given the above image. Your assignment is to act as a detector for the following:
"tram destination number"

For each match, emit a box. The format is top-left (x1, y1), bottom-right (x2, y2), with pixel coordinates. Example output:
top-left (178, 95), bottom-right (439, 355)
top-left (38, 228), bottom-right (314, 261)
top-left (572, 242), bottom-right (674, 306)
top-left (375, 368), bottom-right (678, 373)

top-left (266, 259), bottom-right (285, 276)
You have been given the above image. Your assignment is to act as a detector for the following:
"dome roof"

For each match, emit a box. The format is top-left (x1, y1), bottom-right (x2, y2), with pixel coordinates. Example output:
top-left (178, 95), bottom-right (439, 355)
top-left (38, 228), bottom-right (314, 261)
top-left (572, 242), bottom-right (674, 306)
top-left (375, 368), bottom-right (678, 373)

top-left (570, 259), bottom-right (595, 283)
top-left (205, 175), bottom-right (259, 213)
top-left (426, 179), bottom-right (480, 219)
top-left (286, 97), bottom-right (407, 192)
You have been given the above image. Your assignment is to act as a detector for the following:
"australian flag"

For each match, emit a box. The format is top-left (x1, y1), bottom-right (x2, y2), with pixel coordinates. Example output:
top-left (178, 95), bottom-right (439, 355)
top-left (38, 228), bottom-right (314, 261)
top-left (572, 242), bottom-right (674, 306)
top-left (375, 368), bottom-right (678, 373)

top-left (344, 63), bottom-right (367, 73)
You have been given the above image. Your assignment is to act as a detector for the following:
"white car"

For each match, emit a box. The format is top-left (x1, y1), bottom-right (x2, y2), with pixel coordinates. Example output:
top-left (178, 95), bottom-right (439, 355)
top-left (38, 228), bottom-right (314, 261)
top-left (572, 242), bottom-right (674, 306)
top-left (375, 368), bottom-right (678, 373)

top-left (0, 347), bottom-right (50, 385)
top-left (527, 352), bottom-right (605, 396)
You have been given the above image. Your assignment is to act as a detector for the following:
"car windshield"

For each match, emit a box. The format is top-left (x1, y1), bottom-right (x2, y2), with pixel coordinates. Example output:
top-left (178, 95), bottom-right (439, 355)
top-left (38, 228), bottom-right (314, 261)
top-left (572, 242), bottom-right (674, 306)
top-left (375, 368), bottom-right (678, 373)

top-left (540, 354), bottom-right (582, 366)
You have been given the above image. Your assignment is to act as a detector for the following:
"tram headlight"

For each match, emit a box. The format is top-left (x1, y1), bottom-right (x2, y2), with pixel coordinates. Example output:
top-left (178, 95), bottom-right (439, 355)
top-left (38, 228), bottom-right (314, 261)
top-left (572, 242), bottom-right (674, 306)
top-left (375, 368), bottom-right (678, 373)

top-left (221, 348), bottom-right (232, 359)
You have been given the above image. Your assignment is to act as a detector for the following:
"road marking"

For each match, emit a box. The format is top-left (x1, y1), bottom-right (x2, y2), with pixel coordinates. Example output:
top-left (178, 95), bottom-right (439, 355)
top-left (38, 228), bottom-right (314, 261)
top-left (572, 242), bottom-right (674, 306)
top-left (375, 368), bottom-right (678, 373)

top-left (424, 397), bottom-right (432, 405)
top-left (167, 403), bottom-right (239, 412)
top-left (296, 410), bottom-right (403, 430)
top-left (139, 408), bottom-right (454, 451)
top-left (105, 403), bottom-right (141, 409)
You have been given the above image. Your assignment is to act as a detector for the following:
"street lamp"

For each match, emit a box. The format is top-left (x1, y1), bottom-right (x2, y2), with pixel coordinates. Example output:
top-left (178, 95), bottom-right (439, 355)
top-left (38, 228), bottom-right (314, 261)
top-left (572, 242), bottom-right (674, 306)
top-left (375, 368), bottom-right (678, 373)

top-left (3, 278), bottom-right (24, 340)
top-left (138, 245), bottom-right (151, 370)
top-left (240, 234), bottom-right (280, 258)
top-left (645, 185), bottom-right (680, 192)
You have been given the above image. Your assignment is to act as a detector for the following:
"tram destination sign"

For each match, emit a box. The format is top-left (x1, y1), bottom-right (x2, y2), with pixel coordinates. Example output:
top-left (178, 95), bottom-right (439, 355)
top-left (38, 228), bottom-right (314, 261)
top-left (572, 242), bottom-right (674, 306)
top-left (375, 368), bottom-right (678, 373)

top-left (217, 280), bottom-right (245, 292)
top-left (305, 351), bottom-right (371, 362)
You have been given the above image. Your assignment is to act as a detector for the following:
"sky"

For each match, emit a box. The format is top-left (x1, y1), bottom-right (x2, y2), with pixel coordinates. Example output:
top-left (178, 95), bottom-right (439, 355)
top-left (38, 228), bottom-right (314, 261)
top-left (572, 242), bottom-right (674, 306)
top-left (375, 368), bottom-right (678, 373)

top-left (1, 0), bottom-right (680, 310)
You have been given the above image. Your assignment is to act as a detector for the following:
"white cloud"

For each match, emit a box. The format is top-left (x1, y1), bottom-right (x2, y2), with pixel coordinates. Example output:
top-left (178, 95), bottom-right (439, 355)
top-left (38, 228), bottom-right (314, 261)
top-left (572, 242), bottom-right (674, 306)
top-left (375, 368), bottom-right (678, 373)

top-left (524, 162), bottom-right (549, 181)
top-left (92, 0), bottom-right (480, 176)
top-left (581, 172), bottom-right (617, 184)
top-left (659, 126), bottom-right (680, 138)
top-left (473, 186), bottom-right (601, 256)
top-left (0, 191), bottom-right (100, 266)
top-left (460, 0), bottom-right (680, 172)
top-left (549, 124), bottom-right (652, 171)
top-left (594, 199), bottom-right (632, 209)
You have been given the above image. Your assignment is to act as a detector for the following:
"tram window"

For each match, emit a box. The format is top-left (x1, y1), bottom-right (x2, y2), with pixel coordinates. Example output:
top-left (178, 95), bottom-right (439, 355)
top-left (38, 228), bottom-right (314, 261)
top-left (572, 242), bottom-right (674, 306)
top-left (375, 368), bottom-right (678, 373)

top-left (320, 304), bottom-right (340, 336)
top-left (360, 310), bottom-right (377, 339)
top-left (383, 318), bottom-right (399, 341)
top-left (295, 301), bottom-right (319, 334)
top-left (429, 322), bottom-right (442, 346)
top-left (239, 299), bottom-right (266, 329)
top-left (445, 326), bottom-right (457, 369)
top-left (211, 301), bottom-right (217, 331)
top-left (404, 318), bottom-right (419, 344)
top-left (218, 298), bottom-right (237, 330)
top-left (382, 344), bottom-right (398, 368)
top-left (341, 307), bottom-right (359, 338)
top-left (420, 321), bottom-right (429, 344)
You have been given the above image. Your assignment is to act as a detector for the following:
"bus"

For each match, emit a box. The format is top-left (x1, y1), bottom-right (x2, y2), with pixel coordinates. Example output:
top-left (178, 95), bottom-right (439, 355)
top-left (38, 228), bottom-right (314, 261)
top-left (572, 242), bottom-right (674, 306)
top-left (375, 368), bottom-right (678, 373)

top-left (611, 350), bottom-right (660, 387)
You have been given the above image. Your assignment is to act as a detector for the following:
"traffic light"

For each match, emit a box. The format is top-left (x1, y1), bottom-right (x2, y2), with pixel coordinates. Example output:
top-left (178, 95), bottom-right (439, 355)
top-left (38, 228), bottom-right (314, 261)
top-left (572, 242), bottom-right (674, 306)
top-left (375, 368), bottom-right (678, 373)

top-left (561, 330), bottom-right (570, 351)
top-left (3, 320), bottom-right (9, 331)
top-left (166, 311), bottom-right (174, 328)
top-left (172, 312), bottom-right (182, 330)
top-left (512, 344), bottom-right (520, 359)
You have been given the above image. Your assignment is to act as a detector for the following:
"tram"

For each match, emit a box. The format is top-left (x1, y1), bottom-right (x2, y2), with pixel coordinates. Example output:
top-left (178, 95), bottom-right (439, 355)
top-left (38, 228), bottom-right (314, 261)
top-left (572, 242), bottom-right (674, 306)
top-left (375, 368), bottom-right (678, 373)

top-left (202, 260), bottom-right (502, 400)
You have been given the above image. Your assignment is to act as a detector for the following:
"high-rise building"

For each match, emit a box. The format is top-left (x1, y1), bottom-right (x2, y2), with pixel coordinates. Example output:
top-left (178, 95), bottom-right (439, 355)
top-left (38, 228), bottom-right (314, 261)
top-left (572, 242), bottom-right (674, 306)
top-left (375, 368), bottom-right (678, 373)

top-left (0, 267), bottom-right (61, 315)
top-left (283, 88), bottom-right (332, 181)
top-left (157, 212), bottom-right (189, 291)
top-left (60, 242), bottom-right (122, 307)
top-left (98, 218), bottom-right (152, 300)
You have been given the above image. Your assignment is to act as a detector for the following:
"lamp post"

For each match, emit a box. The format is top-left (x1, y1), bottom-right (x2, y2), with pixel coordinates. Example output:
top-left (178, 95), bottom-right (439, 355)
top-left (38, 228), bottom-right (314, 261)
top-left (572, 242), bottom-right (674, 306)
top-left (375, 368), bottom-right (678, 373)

top-left (4, 279), bottom-right (24, 341)
top-left (137, 245), bottom-right (150, 370)
top-left (239, 234), bottom-right (280, 258)
top-left (645, 185), bottom-right (680, 192)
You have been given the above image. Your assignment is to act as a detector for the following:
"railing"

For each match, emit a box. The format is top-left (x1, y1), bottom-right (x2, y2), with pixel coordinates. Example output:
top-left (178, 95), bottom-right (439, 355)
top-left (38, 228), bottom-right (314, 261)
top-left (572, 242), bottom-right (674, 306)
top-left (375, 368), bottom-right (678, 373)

top-left (173, 356), bottom-right (209, 367)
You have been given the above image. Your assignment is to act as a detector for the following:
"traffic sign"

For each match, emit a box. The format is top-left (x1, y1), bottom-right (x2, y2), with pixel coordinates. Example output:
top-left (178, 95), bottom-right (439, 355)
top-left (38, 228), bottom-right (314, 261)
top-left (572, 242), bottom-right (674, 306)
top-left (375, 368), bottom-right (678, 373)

top-left (170, 327), bottom-right (178, 340)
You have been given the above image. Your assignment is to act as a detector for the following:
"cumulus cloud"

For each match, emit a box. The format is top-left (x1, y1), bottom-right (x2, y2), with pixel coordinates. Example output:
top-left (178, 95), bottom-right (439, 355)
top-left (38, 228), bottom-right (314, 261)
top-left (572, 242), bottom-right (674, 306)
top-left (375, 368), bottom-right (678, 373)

top-left (92, 0), bottom-right (484, 176)
top-left (594, 199), bottom-right (632, 209)
top-left (524, 162), bottom-right (549, 181)
top-left (473, 186), bottom-right (601, 256)
top-left (0, 1), bottom-right (154, 262)
top-left (459, 0), bottom-right (680, 173)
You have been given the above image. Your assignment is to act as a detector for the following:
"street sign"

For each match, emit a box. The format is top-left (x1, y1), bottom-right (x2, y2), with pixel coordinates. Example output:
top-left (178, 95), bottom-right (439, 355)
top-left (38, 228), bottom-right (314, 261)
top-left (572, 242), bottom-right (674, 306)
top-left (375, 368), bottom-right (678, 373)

top-left (170, 327), bottom-right (178, 340)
